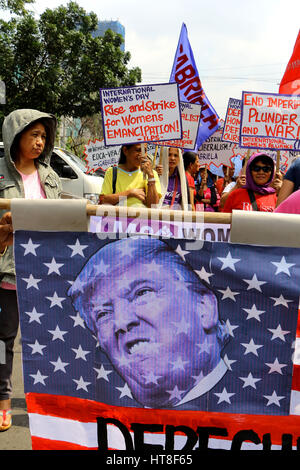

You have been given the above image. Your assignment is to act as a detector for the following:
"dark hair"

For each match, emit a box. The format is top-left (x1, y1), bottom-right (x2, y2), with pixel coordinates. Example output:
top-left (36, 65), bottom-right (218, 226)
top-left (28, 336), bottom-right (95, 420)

top-left (183, 151), bottom-right (197, 170)
top-left (119, 144), bottom-right (135, 164)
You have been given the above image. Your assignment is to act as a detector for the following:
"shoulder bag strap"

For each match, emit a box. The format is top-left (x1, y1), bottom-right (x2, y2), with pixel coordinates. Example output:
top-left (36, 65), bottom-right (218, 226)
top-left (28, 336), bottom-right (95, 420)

top-left (247, 189), bottom-right (259, 211)
top-left (112, 166), bottom-right (118, 194)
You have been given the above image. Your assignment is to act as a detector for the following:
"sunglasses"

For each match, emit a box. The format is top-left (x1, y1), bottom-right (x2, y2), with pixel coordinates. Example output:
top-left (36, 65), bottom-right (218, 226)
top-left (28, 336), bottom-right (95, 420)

top-left (251, 165), bottom-right (272, 173)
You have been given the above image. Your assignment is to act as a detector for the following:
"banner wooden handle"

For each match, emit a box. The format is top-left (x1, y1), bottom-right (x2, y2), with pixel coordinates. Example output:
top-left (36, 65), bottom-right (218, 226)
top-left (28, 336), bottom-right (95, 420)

top-left (242, 149), bottom-right (251, 175)
top-left (153, 145), bottom-right (159, 167)
top-left (0, 198), bottom-right (232, 224)
top-left (276, 150), bottom-right (280, 172)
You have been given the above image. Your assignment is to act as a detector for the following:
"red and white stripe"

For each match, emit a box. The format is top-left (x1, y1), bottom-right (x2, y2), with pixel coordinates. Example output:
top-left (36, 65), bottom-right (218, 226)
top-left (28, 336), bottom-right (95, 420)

top-left (26, 392), bottom-right (300, 451)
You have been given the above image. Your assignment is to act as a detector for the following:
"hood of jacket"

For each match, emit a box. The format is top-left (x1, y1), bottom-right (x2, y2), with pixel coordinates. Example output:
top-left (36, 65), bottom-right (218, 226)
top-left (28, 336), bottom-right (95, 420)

top-left (2, 108), bottom-right (57, 171)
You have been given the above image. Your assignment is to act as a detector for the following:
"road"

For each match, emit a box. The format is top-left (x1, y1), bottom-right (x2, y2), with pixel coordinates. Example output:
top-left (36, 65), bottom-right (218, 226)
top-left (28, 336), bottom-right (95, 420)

top-left (0, 329), bottom-right (32, 450)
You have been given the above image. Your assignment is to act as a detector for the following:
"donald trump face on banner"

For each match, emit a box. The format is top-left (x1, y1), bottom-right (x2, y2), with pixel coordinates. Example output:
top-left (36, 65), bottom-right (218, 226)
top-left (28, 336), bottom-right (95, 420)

top-left (68, 238), bottom-right (229, 408)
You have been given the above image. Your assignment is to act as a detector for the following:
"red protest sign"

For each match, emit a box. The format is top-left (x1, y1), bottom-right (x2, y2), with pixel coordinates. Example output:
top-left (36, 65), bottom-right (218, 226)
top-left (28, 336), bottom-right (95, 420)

top-left (100, 83), bottom-right (182, 146)
top-left (240, 91), bottom-right (300, 150)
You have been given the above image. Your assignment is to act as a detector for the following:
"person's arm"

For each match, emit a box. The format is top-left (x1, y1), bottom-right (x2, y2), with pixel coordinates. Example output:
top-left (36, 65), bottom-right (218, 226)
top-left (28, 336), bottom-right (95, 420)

top-left (100, 188), bottom-right (146, 205)
top-left (275, 179), bottom-right (294, 207)
top-left (221, 191), bottom-right (235, 213)
top-left (189, 188), bottom-right (195, 211)
top-left (270, 171), bottom-right (283, 194)
top-left (219, 181), bottom-right (238, 208)
top-left (99, 167), bottom-right (146, 206)
top-left (0, 212), bottom-right (13, 254)
top-left (142, 159), bottom-right (160, 208)
top-left (155, 164), bottom-right (163, 176)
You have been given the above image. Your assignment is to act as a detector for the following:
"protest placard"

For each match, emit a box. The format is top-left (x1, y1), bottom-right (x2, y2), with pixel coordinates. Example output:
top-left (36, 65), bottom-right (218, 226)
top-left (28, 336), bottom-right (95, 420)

top-left (222, 98), bottom-right (242, 144)
top-left (83, 139), bottom-right (120, 173)
top-left (222, 97), bottom-right (291, 172)
top-left (240, 91), bottom-right (300, 150)
top-left (100, 83), bottom-right (182, 146)
top-left (197, 127), bottom-right (237, 169)
top-left (156, 101), bottom-right (201, 150)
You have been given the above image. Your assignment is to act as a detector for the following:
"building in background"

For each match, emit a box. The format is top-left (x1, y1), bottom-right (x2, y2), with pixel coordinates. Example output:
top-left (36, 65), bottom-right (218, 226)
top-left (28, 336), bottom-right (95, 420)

top-left (93, 20), bottom-right (125, 51)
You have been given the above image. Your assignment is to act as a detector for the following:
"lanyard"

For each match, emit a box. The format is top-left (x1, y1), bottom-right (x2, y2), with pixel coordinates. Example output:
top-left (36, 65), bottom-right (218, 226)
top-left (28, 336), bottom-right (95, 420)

top-left (170, 174), bottom-right (179, 208)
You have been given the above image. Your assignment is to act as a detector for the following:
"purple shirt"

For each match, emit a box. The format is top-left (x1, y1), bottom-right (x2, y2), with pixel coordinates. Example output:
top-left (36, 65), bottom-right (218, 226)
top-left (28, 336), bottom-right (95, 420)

top-left (163, 167), bottom-right (182, 208)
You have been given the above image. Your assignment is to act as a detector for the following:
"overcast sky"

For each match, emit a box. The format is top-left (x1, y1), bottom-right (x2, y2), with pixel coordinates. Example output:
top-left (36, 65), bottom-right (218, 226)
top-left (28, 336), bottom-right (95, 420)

top-left (7, 0), bottom-right (300, 118)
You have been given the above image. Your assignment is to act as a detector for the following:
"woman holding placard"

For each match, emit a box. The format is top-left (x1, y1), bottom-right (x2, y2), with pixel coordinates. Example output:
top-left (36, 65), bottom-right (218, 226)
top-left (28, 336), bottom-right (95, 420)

top-left (156, 147), bottom-right (191, 210)
top-left (99, 143), bottom-right (161, 208)
top-left (221, 152), bottom-right (281, 213)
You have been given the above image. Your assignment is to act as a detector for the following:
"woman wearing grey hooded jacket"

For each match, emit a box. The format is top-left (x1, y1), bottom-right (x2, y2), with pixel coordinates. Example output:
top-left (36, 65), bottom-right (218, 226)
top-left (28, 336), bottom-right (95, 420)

top-left (0, 109), bottom-right (61, 431)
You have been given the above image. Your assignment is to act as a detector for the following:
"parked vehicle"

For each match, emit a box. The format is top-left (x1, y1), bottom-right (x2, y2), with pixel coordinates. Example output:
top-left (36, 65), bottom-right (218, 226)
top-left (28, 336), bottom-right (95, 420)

top-left (0, 144), bottom-right (104, 204)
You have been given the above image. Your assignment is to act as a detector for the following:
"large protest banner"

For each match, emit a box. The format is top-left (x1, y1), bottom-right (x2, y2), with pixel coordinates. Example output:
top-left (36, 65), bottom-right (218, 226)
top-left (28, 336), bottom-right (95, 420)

top-left (157, 101), bottom-right (201, 150)
top-left (222, 98), bottom-right (291, 173)
top-left (99, 83), bottom-right (182, 146)
top-left (170, 23), bottom-right (219, 148)
top-left (14, 229), bottom-right (300, 451)
top-left (240, 91), bottom-right (300, 151)
top-left (83, 139), bottom-right (120, 173)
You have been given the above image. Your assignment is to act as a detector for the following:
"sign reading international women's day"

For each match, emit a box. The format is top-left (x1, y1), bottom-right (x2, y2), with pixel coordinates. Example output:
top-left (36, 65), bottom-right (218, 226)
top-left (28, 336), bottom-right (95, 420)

top-left (83, 139), bottom-right (120, 173)
top-left (14, 229), bottom-right (300, 451)
top-left (100, 83), bottom-right (182, 146)
top-left (240, 91), bottom-right (300, 151)
top-left (157, 101), bottom-right (201, 150)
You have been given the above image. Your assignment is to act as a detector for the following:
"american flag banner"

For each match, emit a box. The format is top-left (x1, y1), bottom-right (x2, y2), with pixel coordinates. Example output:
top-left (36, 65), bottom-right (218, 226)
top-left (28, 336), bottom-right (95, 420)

top-left (14, 230), bottom-right (300, 451)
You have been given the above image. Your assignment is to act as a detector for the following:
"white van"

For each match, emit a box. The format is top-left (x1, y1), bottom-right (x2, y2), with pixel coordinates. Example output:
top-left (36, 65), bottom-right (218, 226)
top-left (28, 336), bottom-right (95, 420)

top-left (0, 144), bottom-right (104, 204)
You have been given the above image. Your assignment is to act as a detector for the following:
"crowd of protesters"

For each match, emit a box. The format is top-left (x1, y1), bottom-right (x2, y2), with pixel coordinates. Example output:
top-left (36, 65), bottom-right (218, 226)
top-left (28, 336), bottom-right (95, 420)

top-left (98, 143), bottom-right (300, 215)
top-left (1, 108), bottom-right (300, 433)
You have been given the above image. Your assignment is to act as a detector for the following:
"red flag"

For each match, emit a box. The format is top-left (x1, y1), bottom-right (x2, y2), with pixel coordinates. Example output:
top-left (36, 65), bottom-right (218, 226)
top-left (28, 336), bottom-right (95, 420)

top-left (279, 30), bottom-right (300, 95)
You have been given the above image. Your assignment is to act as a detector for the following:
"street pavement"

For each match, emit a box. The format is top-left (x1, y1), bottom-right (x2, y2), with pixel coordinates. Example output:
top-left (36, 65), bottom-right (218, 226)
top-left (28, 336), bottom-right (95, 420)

top-left (0, 329), bottom-right (32, 450)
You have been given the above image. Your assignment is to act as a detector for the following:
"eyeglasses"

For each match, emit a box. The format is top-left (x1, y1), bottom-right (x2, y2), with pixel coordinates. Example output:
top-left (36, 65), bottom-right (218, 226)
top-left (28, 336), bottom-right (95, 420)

top-left (251, 165), bottom-right (272, 173)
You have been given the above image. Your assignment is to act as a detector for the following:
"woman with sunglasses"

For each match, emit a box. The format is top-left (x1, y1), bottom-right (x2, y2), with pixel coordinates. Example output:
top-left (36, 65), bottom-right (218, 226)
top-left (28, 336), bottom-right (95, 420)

top-left (221, 152), bottom-right (281, 213)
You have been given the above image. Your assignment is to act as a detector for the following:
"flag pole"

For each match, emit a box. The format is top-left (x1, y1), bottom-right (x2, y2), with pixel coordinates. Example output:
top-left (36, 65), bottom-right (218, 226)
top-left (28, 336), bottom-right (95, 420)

top-left (0, 198), bottom-right (232, 224)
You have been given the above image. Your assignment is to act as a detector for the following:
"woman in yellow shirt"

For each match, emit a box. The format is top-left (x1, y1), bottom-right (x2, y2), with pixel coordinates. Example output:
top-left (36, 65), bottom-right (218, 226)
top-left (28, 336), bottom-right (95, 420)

top-left (99, 144), bottom-right (161, 208)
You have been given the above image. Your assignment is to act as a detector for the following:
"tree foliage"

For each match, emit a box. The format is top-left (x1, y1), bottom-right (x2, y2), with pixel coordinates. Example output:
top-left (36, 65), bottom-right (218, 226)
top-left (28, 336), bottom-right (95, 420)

top-left (0, 0), bottom-right (34, 15)
top-left (0, 1), bottom-right (141, 127)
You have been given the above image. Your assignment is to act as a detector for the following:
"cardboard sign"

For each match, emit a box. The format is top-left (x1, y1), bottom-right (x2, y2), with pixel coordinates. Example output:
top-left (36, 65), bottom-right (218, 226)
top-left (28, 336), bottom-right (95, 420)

top-left (83, 139), bottom-right (120, 172)
top-left (222, 98), bottom-right (242, 144)
top-left (197, 127), bottom-right (237, 168)
top-left (100, 83), bottom-right (182, 146)
top-left (156, 101), bottom-right (201, 150)
top-left (240, 91), bottom-right (300, 150)
top-left (222, 98), bottom-right (291, 172)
